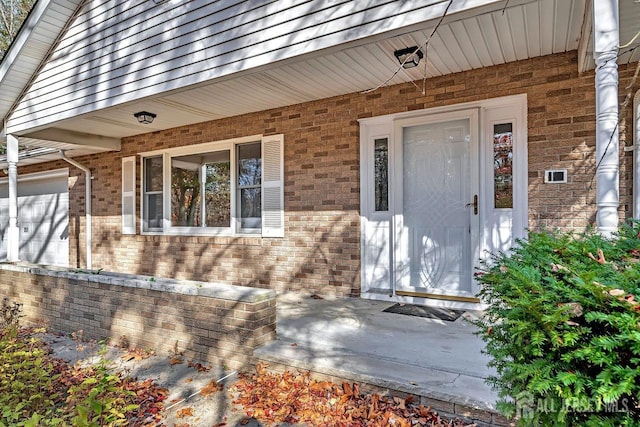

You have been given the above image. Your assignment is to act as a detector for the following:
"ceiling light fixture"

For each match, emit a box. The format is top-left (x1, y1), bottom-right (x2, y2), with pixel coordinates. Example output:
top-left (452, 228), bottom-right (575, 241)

top-left (394, 46), bottom-right (424, 69)
top-left (134, 111), bottom-right (157, 124)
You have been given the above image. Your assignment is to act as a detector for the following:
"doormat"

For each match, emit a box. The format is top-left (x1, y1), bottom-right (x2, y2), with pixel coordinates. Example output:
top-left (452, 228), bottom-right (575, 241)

top-left (382, 303), bottom-right (465, 321)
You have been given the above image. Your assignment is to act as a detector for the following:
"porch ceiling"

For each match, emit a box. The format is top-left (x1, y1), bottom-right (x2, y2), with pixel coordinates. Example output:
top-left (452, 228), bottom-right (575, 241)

top-left (18, 0), bottom-right (637, 156)
top-left (579, 0), bottom-right (640, 72)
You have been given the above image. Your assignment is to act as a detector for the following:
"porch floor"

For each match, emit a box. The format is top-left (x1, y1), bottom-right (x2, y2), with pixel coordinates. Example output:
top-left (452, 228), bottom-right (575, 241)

top-left (254, 293), bottom-right (500, 420)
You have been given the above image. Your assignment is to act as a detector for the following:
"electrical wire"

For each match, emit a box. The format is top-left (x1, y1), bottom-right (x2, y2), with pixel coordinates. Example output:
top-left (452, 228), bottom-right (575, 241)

top-left (361, 0), bottom-right (453, 94)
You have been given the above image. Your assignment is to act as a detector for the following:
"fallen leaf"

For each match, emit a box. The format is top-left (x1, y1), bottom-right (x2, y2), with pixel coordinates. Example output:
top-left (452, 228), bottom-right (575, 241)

top-left (310, 294), bottom-right (324, 299)
top-left (609, 289), bottom-right (625, 297)
top-left (184, 377), bottom-right (193, 383)
top-left (291, 342), bottom-right (298, 347)
top-left (559, 302), bottom-right (583, 317)
top-left (169, 357), bottom-right (184, 365)
top-left (588, 249), bottom-right (607, 264)
top-left (176, 407), bottom-right (194, 418)
top-left (200, 379), bottom-right (221, 396)
top-left (187, 360), bottom-right (211, 372)
top-left (121, 347), bottom-right (155, 362)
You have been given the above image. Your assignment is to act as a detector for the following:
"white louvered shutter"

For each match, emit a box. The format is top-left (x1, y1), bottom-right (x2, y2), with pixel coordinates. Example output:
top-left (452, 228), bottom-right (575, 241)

top-left (121, 156), bottom-right (136, 235)
top-left (261, 134), bottom-right (284, 237)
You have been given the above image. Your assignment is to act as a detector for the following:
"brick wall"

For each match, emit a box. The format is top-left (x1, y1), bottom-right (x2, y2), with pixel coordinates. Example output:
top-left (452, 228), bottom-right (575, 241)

top-left (17, 51), bottom-right (640, 297)
top-left (0, 265), bottom-right (276, 369)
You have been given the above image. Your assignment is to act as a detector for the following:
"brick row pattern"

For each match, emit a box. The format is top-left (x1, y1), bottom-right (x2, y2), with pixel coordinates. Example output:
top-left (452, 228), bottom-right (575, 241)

top-left (15, 51), bottom-right (640, 297)
top-left (0, 267), bottom-right (276, 369)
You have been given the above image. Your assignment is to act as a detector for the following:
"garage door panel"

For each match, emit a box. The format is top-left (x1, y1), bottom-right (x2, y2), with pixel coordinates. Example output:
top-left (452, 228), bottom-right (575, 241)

top-left (0, 171), bottom-right (69, 267)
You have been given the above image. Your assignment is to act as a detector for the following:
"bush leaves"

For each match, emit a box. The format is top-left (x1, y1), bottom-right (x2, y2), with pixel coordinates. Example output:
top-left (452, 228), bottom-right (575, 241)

top-left (474, 222), bottom-right (640, 426)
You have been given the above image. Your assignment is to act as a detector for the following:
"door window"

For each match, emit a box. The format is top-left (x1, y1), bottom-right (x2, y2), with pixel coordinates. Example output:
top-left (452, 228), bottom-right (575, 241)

top-left (493, 123), bottom-right (513, 209)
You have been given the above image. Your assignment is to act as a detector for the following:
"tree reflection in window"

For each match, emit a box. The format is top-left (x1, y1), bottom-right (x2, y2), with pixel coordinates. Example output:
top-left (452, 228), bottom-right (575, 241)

top-left (171, 151), bottom-right (231, 227)
top-left (493, 123), bottom-right (513, 209)
top-left (374, 138), bottom-right (389, 212)
top-left (237, 143), bottom-right (262, 229)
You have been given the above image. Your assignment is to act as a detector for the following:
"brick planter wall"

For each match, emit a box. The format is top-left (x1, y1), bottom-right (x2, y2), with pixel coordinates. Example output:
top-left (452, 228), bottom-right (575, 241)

top-left (0, 264), bottom-right (276, 369)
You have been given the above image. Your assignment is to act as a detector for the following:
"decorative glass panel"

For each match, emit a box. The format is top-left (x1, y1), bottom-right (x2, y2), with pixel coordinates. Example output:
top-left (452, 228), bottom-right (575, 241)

top-left (493, 123), bottom-right (513, 209)
top-left (374, 138), bottom-right (389, 212)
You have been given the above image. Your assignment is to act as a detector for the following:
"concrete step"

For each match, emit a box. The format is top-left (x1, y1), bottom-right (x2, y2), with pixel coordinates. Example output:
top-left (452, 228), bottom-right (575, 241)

top-left (254, 338), bottom-right (509, 427)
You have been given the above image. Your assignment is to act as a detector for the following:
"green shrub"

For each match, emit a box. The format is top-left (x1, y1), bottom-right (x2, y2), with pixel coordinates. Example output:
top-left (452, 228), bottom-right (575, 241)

top-left (0, 327), bottom-right (163, 426)
top-left (0, 327), bottom-right (63, 426)
top-left (474, 222), bottom-right (640, 426)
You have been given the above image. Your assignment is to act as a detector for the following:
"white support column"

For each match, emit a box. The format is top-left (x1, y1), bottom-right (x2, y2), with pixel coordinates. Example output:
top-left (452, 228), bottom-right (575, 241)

top-left (593, 0), bottom-right (620, 237)
top-left (6, 134), bottom-right (19, 261)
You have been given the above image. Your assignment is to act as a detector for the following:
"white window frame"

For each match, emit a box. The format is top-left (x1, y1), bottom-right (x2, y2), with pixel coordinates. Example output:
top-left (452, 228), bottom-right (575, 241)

top-left (139, 134), bottom-right (278, 237)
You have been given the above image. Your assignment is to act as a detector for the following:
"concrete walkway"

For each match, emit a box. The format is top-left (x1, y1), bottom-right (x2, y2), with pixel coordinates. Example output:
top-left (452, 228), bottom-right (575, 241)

top-left (255, 293), bottom-right (498, 414)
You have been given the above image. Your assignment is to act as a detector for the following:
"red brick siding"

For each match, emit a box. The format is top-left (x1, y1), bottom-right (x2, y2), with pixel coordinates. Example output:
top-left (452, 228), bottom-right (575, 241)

top-left (16, 51), bottom-right (640, 297)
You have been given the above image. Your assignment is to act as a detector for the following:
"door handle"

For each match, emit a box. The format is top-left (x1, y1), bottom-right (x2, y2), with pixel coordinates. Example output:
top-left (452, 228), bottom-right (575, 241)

top-left (465, 194), bottom-right (478, 215)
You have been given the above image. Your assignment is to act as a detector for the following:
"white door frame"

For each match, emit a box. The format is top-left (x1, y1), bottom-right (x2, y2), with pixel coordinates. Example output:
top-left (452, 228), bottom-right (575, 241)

top-left (359, 94), bottom-right (528, 310)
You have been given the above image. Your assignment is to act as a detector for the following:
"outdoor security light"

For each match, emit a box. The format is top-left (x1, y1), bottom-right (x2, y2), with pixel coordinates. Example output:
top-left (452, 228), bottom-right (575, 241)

top-left (134, 111), bottom-right (157, 124)
top-left (394, 46), bottom-right (424, 69)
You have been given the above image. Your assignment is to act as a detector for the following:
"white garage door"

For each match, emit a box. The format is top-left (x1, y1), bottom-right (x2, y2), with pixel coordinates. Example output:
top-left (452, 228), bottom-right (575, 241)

top-left (0, 169), bottom-right (69, 267)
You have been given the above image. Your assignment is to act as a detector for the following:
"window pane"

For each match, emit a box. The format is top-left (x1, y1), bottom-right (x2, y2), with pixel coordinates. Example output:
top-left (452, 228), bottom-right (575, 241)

top-left (171, 156), bottom-right (202, 226)
top-left (240, 188), bottom-right (261, 229)
top-left (238, 143), bottom-right (262, 186)
top-left (374, 138), bottom-right (389, 212)
top-left (144, 193), bottom-right (163, 229)
top-left (204, 155), bottom-right (231, 227)
top-left (145, 157), bottom-right (163, 192)
top-left (171, 152), bottom-right (231, 228)
top-left (493, 123), bottom-right (513, 209)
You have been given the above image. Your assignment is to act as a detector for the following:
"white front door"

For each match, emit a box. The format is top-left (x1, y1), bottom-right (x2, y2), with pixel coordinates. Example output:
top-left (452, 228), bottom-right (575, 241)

top-left (394, 110), bottom-right (480, 300)
top-left (359, 95), bottom-right (527, 308)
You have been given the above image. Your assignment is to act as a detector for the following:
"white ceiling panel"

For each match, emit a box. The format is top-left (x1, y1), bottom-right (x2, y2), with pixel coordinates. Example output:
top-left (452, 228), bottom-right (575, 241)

top-left (524, 1), bottom-right (541, 57)
top-left (508, 6), bottom-right (529, 61)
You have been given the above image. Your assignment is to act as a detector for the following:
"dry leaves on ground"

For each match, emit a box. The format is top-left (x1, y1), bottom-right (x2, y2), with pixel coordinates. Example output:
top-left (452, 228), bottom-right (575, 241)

top-left (121, 347), bottom-right (155, 362)
top-left (52, 356), bottom-right (167, 426)
top-left (176, 407), bottom-right (194, 418)
top-left (188, 359), bottom-right (211, 372)
top-left (169, 356), bottom-right (184, 365)
top-left (230, 362), bottom-right (474, 427)
top-left (201, 379), bottom-right (223, 396)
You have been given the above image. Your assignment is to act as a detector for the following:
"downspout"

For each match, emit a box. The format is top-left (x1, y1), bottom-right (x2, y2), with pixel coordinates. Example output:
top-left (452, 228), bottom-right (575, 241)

top-left (592, 0), bottom-right (620, 237)
top-left (59, 150), bottom-right (92, 269)
top-left (634, 90), bottom-right (640, 219)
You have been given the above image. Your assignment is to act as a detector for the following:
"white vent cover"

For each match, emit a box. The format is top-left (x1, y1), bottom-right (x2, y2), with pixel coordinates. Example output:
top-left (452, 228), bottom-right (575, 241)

top-left (545, 169), bottom-right (567, 183)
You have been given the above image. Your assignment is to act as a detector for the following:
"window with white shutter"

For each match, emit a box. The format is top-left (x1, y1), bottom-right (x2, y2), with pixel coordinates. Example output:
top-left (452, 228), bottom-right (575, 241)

top-left (121, 156), bottom-right (136, 235)
top-left (136, 134), bottom-right (284, 237)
